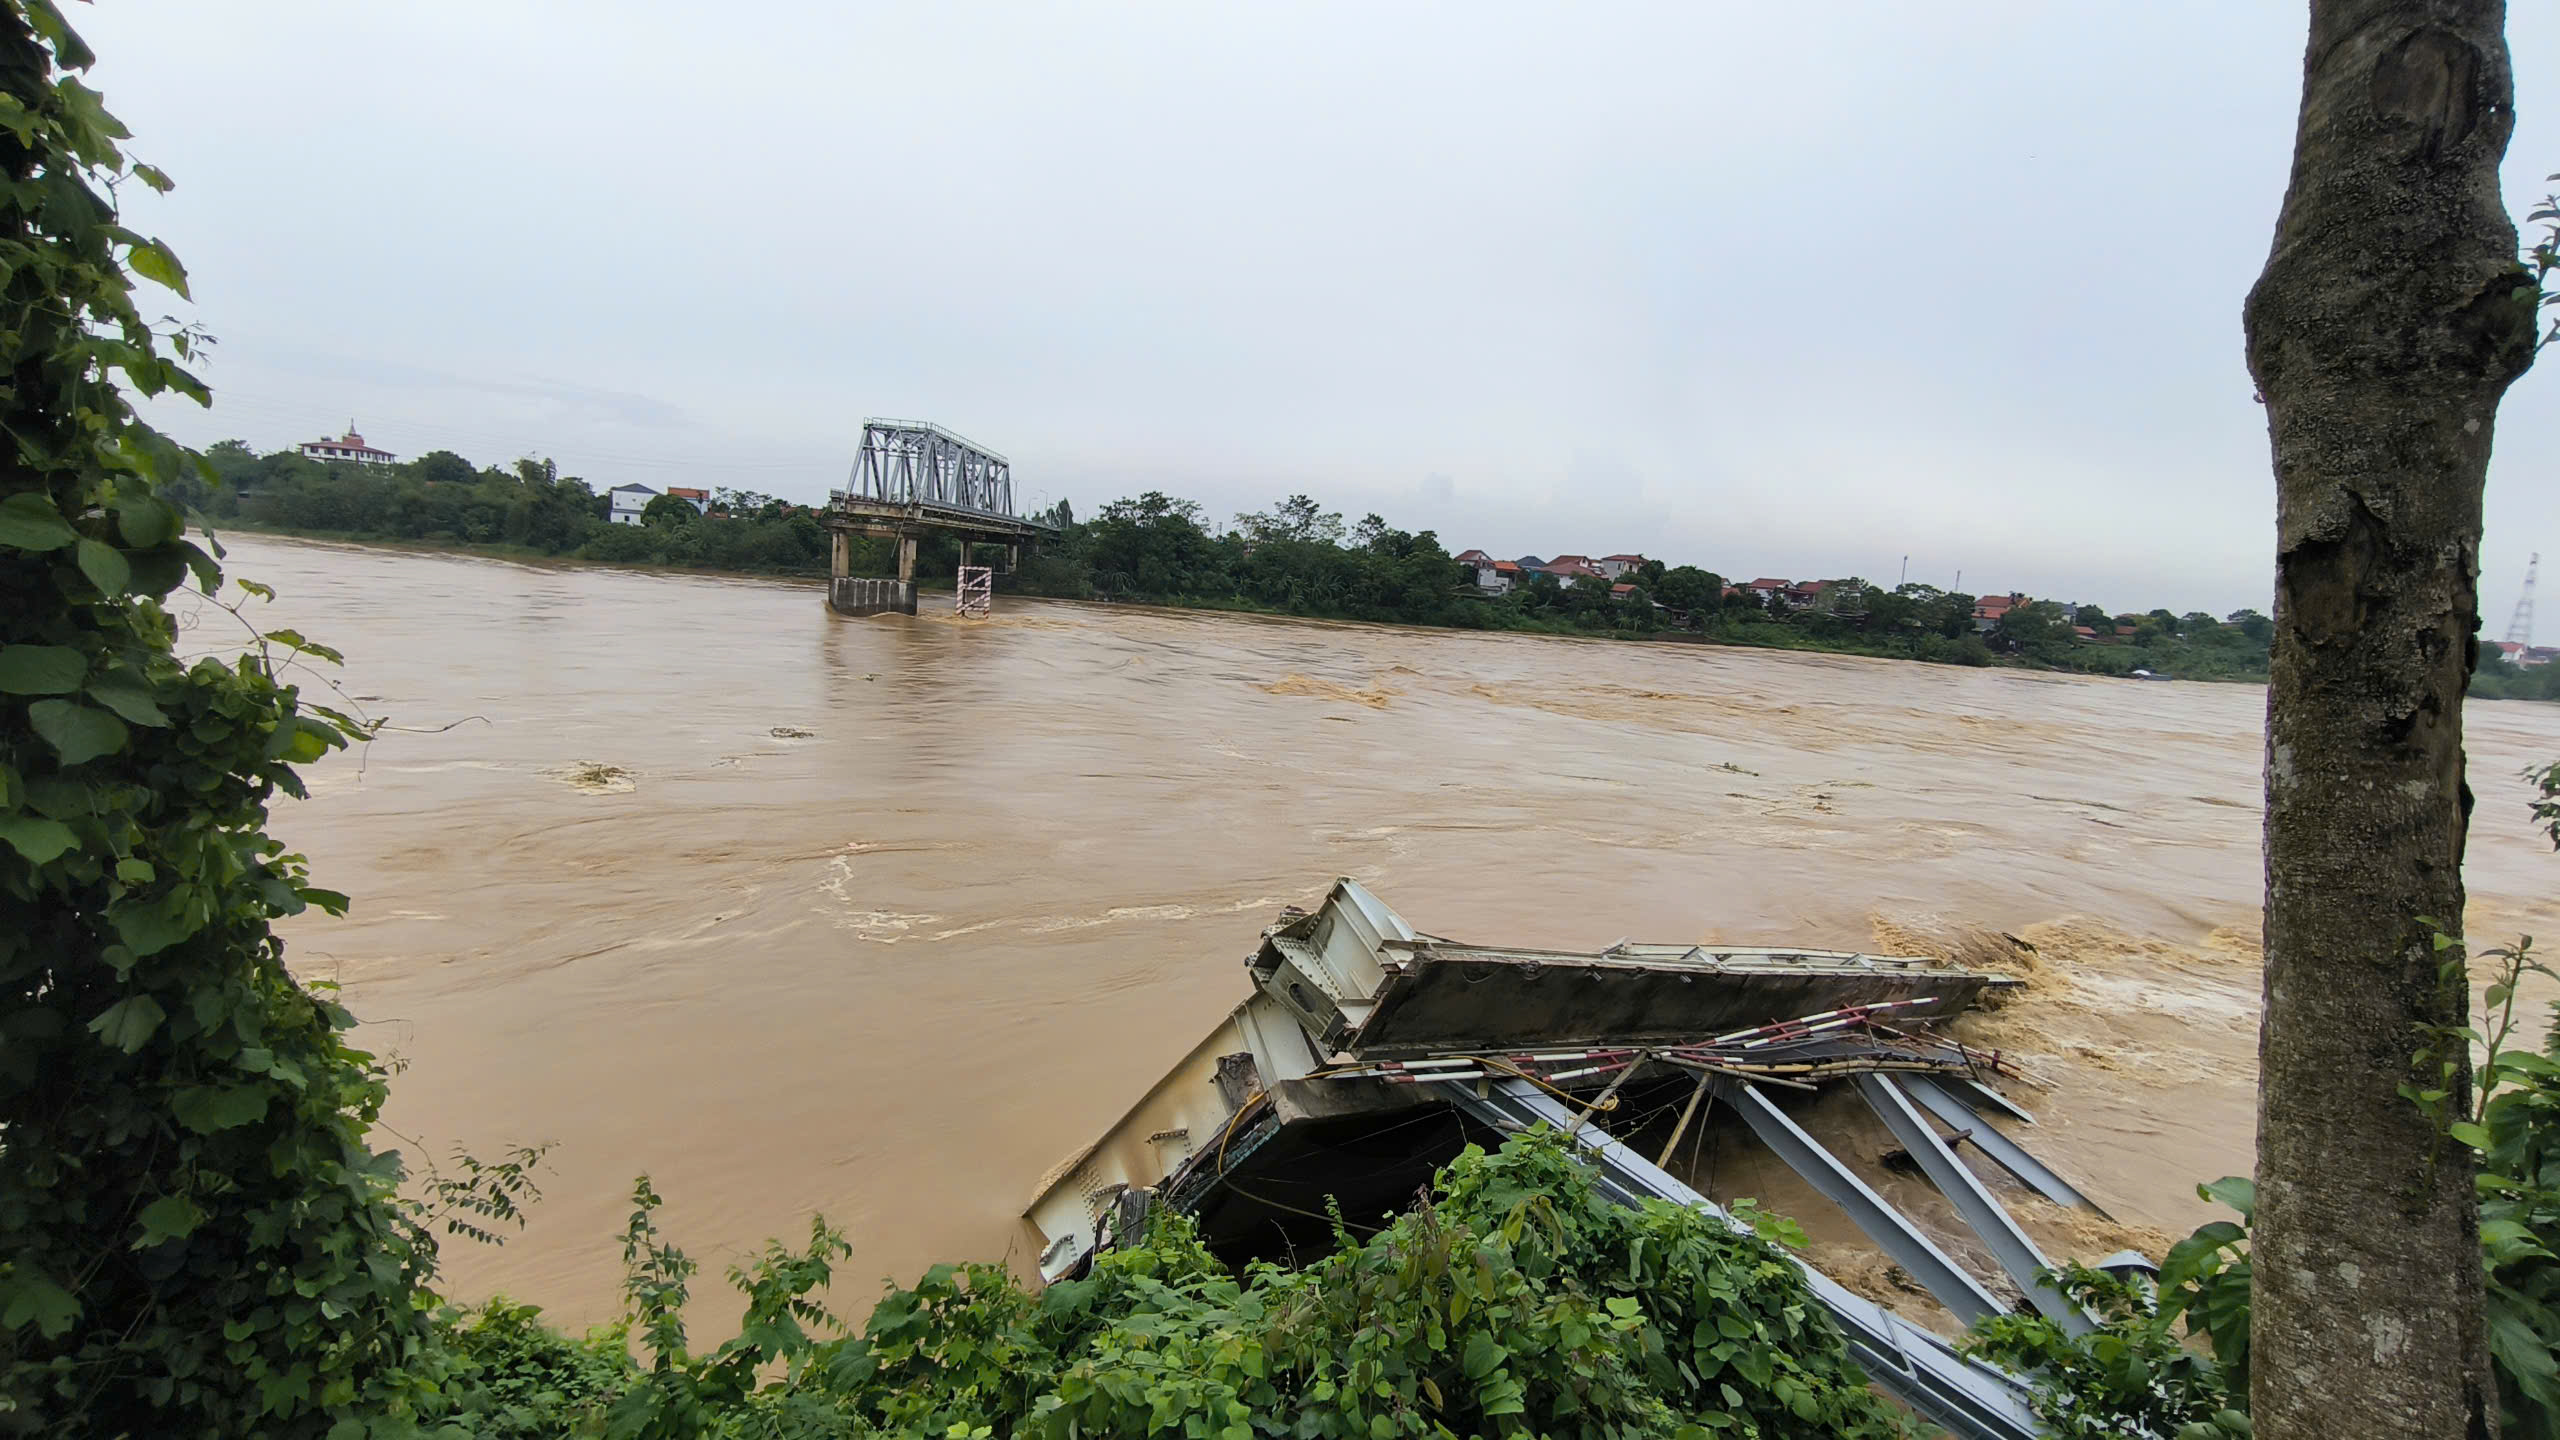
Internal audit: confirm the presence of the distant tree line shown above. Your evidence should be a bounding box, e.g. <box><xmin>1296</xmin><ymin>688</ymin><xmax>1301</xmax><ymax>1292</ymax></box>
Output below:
<box><xmin>185</xmin><ymin>444</ymin><xmax>2559</xmax><ymax>696</ymax></box>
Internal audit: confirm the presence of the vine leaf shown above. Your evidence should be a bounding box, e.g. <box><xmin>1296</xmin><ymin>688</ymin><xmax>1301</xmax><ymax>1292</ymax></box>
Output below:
<box><xmin>0</xmin><ymin>1270</ymin><xmax>80</xmax><ymax>1339</ymax></box>
<box><xmin>87</xmin><ymin>994</ymin><xmax>165</xmax><ymax>1053</ymax></box>
<box><xmin>0</xmin><ymin>644</ymin><xmax>86</xmax><ymax>694</ymax></box>
<box><xmin>114</xmin><ymin>492</ymin><xmax>179</xmax><ymax>547</ymax></box>
<box><xmin>171</xmin><ymin>1084</ymin><xmax>270</xmax><ymax>1134</ymax></box>
<box><xmin>0</xmin><ymin>492</ymin><xmax>75</xmax><ymax>550</ymax></box>
<box><xmin>133</xmin><ymin>1193</ymin><xmax>206</xmax><ymax>1248</ymax></box>
<box><xmin>27</xmin><ymin>697</ymin><xmax>128</xmax><ymax>764</ymax></box>
<box><xmin>125</xmin><ymin>236</ymin><xmax>187</xmax><ymax>298</ymax></box>
<box><xmin>76</xmin><ymin>536</ymin><xmax>129</xmax><ymax>594</ymax></box>
<box><xmin>0</xmin><ymin>815</ymin><xmax>78</xmax><ymax>863</ymax></box>
<box><xmin>86</xmin><ymin>676</ymin><xmax>168</xmax><ymax>727</ymax></box>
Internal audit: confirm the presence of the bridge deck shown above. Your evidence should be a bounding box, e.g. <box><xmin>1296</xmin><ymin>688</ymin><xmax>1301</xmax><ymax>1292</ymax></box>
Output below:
<box><xmin>824</xmin><ymin>493</ymin><xmax>1058</xmax><ymax>543</ymax></box>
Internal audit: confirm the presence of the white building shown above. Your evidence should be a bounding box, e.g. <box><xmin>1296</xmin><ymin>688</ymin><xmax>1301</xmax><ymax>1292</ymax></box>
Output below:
<box><xmin>607</xmin><ymin>483</ymin><xmax>659</xmax><ymax>525</ymax></box>
<box><xmin>298</xmin><ymin>423</ymin><xmax>396</xmax><ymax>467</ymax></box>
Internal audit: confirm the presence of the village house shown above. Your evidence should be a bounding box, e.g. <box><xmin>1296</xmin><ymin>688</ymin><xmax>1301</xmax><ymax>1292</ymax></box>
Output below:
<box><xmin>1745</xmin><ymin>577</ymin><xmax>1794</xmax><ymax>606</ymax></box>
<box><xmin>1971</xmin><ymin>592</ymin><xmax>2025</xmax><ymax>631</ymax></box>
<box><xmin>1453</xmin><ymin>549</ymin><xmax>1515</xmax><ymax>595</ymax></box>
<box><xmin>1596</xmin><ymin>553</ymin><xmax>1648</xmax><ymax>580</ymax></box>
<box><xmin>298</xmin><ymin>423</ymin><xmax>396</xmax><ymax>468</ymax></box>
<box><xmin>667</xmin><ymin>486</ymin><xmax>711</xmax><ymax>514</ymax></box>
<box><xmin>1544</xmin><ymin>555</ymin><xmax>1603</xmax><ymax>588</ymax></box>
<box><xmin>607</xmin><ymin>482</ymin><xmax>659</xmax><ymax>526</ymax></box>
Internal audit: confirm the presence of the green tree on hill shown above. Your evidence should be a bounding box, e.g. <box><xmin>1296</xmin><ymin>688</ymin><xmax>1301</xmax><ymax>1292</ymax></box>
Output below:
<box><xmin>639</xmin><ymin>492</ymin><xmax>696</xmax><ymax>528</ymax></box>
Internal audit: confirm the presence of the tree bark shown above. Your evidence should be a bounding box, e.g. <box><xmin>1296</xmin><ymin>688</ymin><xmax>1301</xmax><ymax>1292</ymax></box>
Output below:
<box><xmin>2244</xmin><ymin>3</ymin><xmax>2537</xmax><ymax>1436</ymax></box>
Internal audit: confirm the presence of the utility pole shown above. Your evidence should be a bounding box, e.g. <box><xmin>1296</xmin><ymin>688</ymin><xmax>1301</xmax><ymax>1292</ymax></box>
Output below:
<box><xmin>1899</xmin><ymin>555</ymin><xmax>1908</xmax><ymax>586</ymax></box>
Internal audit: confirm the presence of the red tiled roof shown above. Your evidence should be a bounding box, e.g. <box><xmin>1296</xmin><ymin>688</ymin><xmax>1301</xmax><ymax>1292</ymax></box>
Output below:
<box><xmin>1547</xmin><ymin>558</ymin><xmax>1602</xmax><ymax>577</ymax></box>
<box><xmin>1603</xmin><ymin>553</ymin><xmax>1646</xmax><ymax>563</ymax></box>
<box><xmin>1748</xmin><ymin>578</ymin><xmax>1790</xmax><ymax>590</ymax></box>
<box><xmin>2072</xmin><ymin>625</ymin><xmax>2098</xmax><ymax>637</ymax></box>
<box><xmin>1796</xmin><ymin>580</ymin><xmax>1829</xmax><ymax>593</ymax></box>
<box><xmin>1610</xmin><ymin>582</ymin><xmax>1635</xmax><ymax>595</ymax></box>
<box><xmin>1491</xmin><ymin>560</ymin><xmax>1520</xmax><ymax>573</ymax></box>
<box><xmin>667</xmin><ymin>487</ymin><xmax>709</xmax><ymax>500</ymax></box>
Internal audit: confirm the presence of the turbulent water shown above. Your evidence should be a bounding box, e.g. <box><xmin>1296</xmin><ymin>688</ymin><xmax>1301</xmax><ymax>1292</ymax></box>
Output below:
<box><xmin>204</xmin><ymin>534</ymin><xmax>2560</xmax><ymax>1326</ymax></box>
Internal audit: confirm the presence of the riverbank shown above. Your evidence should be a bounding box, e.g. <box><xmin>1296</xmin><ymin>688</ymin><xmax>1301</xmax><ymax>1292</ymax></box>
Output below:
<box><xmin>210</xmin><ymin>520</ymin><xmax>2264</xmax><ymax>685</ymax></box>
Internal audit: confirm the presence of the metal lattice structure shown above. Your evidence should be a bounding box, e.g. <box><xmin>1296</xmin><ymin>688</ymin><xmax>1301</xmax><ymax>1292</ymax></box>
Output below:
<box><xmin>955</xmin><ymin>565</ymin><xmax>993</xmax><ymax>619</ymax></box>
<box><xmin>848</xmin><ymin>418</ymin><xmax>1015</xmax><ymax>520</ymax></box>
<box><xmin>2509</xmin><ymin>551</ymin><xmax>2539</xmax><ymax>648</ymax></box>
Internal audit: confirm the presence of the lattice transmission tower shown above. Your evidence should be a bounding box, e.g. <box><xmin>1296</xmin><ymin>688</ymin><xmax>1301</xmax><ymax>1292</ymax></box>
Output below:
<box><xmin>2508</xmin><ymin>552</ymin><xmax>2540</xmax><ymax>649</ymax></box>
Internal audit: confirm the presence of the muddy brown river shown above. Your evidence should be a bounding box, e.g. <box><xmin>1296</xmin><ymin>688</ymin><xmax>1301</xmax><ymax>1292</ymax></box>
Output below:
<box><xmin>201</xmin><ymin>534</ymin><xmax>2560</xmax><ymax>1328</ymax></box>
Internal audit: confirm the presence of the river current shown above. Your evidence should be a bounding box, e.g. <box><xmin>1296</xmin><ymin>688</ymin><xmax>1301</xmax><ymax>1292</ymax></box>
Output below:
<box><xmin>200</xmin><ymin>534</ymin><xmax>2560</xmax><ymax>1325</ymax></box>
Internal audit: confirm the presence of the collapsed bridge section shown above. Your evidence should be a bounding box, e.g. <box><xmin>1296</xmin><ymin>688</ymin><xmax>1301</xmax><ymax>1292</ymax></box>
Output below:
<box><xmin>1026</xmin><ymin>880</ymin><xmax>2138</xmax><ymax>1440</ymax></box>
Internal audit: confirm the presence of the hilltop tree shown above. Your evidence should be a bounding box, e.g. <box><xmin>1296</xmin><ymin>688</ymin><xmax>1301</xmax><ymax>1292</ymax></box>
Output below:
<box><xmin>2241</xmin><ymin>3</ymin><xmax>2540</xmax><ymax>1436</ymax></box>
<box><xmin>640</xmin><ymin>492</ymin><xmax>696</xmax><ymax>528</ymax></box>
<box><xmin>411</xmin><ymin>448</ymin><xmax>474</xmax><ymax>487</ymax></box>
<box><xmin>1235</xmin><ymin>494</ymin><xmax>1343</xmax><ymax>546</ymax></box>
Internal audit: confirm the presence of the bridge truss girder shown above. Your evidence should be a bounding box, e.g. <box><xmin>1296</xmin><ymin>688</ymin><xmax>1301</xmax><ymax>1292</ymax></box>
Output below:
<box><xmin>850</xmin><ymin>418</ymin><xmax>1013</xmax><ymax>519</ymax></box>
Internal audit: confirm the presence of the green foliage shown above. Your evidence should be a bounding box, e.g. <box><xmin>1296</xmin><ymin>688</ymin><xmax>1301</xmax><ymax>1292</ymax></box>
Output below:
<box><xmin>1961</xmin><ymin>1262</ymin><xmax>2248</xmax><ymax>1440</ymax></box>
<box><xmin>442</xmin><ymin>1299</ymin><xmax>634</xmax><ymax>1440</ymax></box>
<box><xmin>639</xmin><ymin>493</ymin><xmax>697</xmax><ymax>529</ymax></box>
<box><xmin>0</xmin><ymin>4</ymin><xmax>498</xmax><ymax>1433</ymax></box>
<box><xmin>455</xmin><ymin>1132</ymin><xmax>1915</xmax><ymax>1440</ymax></box>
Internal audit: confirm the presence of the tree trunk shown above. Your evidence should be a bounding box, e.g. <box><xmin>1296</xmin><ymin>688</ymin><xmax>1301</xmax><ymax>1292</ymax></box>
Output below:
<box><xmin>2244</xmin><ymin>3</ymin><xmax>2537</xmax><ymax>1436</ymax></box>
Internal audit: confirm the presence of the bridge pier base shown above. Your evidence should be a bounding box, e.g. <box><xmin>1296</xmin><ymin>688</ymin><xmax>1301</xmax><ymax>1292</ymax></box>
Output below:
<box><xmin>829</xmin><ymin>576</ymin><xmax>916</xmax><ymax>616</ymax></box>
<box><xmin>895</xmin><ymin>534</ymin><xmax>918</xmax><ymax>584</ymax></box>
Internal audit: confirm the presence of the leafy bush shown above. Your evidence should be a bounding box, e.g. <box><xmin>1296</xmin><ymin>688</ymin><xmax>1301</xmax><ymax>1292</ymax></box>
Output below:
<box><xmin>455</xmin><ymin>1132</ymin><xmax>1916</xmax><ymax>1440</ymax></box>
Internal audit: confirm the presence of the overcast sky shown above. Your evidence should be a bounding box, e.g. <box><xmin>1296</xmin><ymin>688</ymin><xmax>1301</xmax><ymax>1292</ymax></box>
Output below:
<box><xmin>82</xmin><ymin>2</ymin><xmax>2560</xmax><ymax>617</ymax></box>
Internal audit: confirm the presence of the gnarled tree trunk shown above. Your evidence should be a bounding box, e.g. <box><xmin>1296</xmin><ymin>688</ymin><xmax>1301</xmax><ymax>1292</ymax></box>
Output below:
<box><xmin>2244</xmin><ymin>3</ymin><xmax>2537</xmax><ymax>1436</ymax></box>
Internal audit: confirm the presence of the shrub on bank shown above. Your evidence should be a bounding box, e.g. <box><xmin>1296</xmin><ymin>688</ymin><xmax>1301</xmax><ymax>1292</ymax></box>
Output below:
<box><xmin>441</xmin><ymin>1131</ymin><xmax>1915</xmax><ymax>1440</ymax></box>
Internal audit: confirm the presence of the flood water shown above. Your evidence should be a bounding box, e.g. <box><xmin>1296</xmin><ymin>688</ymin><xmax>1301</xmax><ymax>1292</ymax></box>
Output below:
<box><xmin>201</xmin><ymin>534</ymin><xmax>2560</xmax><ymax>1327</ymax></box>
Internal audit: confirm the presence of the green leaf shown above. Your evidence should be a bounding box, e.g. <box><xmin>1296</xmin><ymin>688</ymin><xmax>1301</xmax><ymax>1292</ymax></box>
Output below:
<box><xmin>87</xmin><ymin>994</ymin><xmax>164</xmax><ymax>1052</ymax></box>
<box><xmin>0</xmin><ymin>492</ymin><xmax>75</xmax><ymax>550</ymax></box>
<box><xmin>172</xmin><ymin>1084</ymin><xmax>270</xmax><ymax>1134</ymax></box>
<box><xmin>111</xmin><ymin>892</ymin><xmax>201</xmax><ymax>957</ymax></box>
<box><xmin>85</xmin><ymin>676</ymin><xmax>168</xmax><ymax>727</ymax></box>
<box><xmin>2446</xmin><ymin>1121</ymin><xmax>2491</xmax><ymax>1152</ymax></box>
<box><xmin>2198</xmin><ymin>1176</ymin><xmax>2255</xmax><ymax>1218</ymax></box>
<box><xmin>114</xmin><ymin>857</ymin><xmax>152</xmax><ymax>883</ymax></box>
<box><xmin>0</xmin><ymin>1270</ymin><xmax>80</xmax><ymax>1338</ymax></box>
<box><xmin>28</xmin><ymin>699</ymin><xmax>128</xmax><ymax>765</ymax></box>
<box><xmin>1461</xmin><ymin>1331</ymin><xmax>1503</xmax><ymax>1380</ymax></box>
<box><xmin>131</xmin><ymin>162</ymin><xmax>172</xmax><ymax>193</ymax></box>
<box><xmin>0</xmin><ymin>645</ymin><xmax>84</xmax><ymax>694</ymax></box>
<box><xmin>115</xmin><ymin>493</ymin><xmax>180</xmax><ymax>548</ymax></box>
<box><xmin>179</xmin><ymin>540</ymin><xmax>219</xmax><ymax>593</ymax></box>
<box><xmin>126</xmin><ymin>235</ymin><xmax>188</xmax><ymax>298</ymax></box>
<box><xmin>133</xmin><ymin>1193</ymin><xmax>206</xmax><ymax>1248</ymax></box>
<box><xmin>0</xmin><ymin>814</ymin><xmax>77</xmax><ymax>863</ymax></box>
<box><xmin>75</xmin><ymin>537</ymin><xmax>130</xmax><ymax>594</ymax></box>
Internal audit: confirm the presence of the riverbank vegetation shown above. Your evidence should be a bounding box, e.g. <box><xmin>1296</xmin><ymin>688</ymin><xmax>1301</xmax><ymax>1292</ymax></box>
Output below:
<box><xmin>184</xmin><ymin>442</ymin><xmax>2306</xmax><ymax>687</ymax></box>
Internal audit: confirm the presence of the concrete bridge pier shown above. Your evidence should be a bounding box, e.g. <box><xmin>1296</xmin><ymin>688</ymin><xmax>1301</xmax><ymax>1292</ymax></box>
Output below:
<box><xmin>827</xmin><ymin>526</ymin><xmax>917</xmax><ymax>617</ymax></box>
